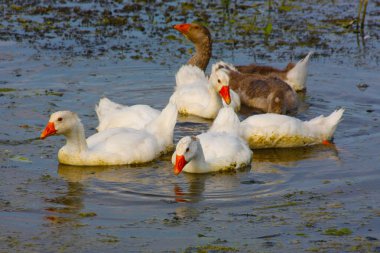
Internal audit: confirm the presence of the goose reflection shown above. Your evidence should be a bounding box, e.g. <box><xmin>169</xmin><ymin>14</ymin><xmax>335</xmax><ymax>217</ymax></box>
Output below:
<box><xmin>172</xmin><ymin>144</ymin><xmax>340</xmax><ymax>204</ymax></box>
<box><xmin>253</xmin><ymin>144</ymin><xmax>340</xmax><ymax>165</ymax></box>
<box><xmin>58</xmin><ymin>162</ymin><xmax>183</xmax><ymax>201</ymax></box>
<box><xmin>57</xmin><ymin>163</ymin><xmax>132</xmax><ymax>183</ymax></box>
<box><xmin>173</xmin><ymin>167</ymin><xmax>252</xmax><ymax>204</ymax></box>
<box><xmin>250</xmin><ymin>144</ymin><xmax>341</xmax><ymax>181</ymax></box>
<box><xmin>44</xmin><ymin>175</ymin><xmax>85</xmax><ymax>226</ymax></box>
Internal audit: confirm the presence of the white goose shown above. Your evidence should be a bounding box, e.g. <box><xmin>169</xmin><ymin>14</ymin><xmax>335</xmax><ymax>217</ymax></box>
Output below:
<box><xmin>239</xmin><ymin>109</ymin><xmax>345</xmax><ymax>149</ymax></box>
<box><xmin>95</xmin><ymin>65</ymin><xmax>240</xmax><ymax>131</ymax></box>
<box><xmin>40</xmin><ymin>103</ymin><xmax>178</xmax><ymax>166</ymax></box>
<box><xmin>95</xmin><ymin>97</ymin><xmax>160</xmax><ymax>131</ymax></box>
<box><xmin>172</xmin><ymin>107</ymin><xmax>252</xmax><ymax>174</ymax></box>
<box><xmin>169</xmin><ymin>65</ymin><xmax>241</xmax><ymax>119</ymax></box>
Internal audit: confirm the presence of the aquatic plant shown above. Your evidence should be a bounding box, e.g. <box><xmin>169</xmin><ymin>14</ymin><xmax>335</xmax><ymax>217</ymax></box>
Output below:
<box><xmin>357</xmin><ymin>0</ymin><xmax>368</xmax><ymax>32</ymax></box>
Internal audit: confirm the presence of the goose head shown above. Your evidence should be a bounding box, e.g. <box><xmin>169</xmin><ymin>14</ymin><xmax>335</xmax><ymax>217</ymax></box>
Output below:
<box><xmin>40</xmin><ymin>111</ymin><xmax>80</xmax><ymax>139</ymax></box>
<box><xmin>209</xmin><ymin>67</ymin><xmax>232</xmax><ymax>105</ymax></box>
<box><xmin>173</xmin><ymin>136</ymin><xmax>200</xmax><ymax>175</ymax></box>
<box><xmin>173</xmin><ymin>23</ymin><xmax>211</xmax><ymax>45</ymax></box>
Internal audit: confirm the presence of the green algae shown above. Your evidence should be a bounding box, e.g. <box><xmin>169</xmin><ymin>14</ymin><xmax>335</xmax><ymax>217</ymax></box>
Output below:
<box><xmin>185</xmin><ymin>245</ymin><xmax>239</xmax><ymax>253</ymax></box>
<box><xmin>324</xmin><ymin>228</ymin><xmax>352</xmax><ymax>236</ymax></box>
<box><xmin>10</xmin><ymin>155</ymin><xmax>32</xmax><ymax>163</ymax></box>
<box><xmin>0</xmin><ymin>88</ymin><xmax>16</xmax><ymax>92</ymax></box>
<box><xmin>79</xmin><ymin>212</ymin><xmax>97</xmax><ymax>218</ymax></box>
<box><xmin>295</xmin><ymin>233</ymin><xmax>309</xmax><ymax>237</ymax></box>
<box><xmin>247</xmin><ymin>134</ymin><xmax>321</xmax><ymax>149</ymax></box>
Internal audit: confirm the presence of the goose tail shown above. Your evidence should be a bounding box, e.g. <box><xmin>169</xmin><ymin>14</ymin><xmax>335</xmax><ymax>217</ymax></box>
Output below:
<box><xmin>286</xmin><ymin>51</ymin><xmax>313</xmax><ymax>91</ymax></box>
<box><xmin>95</xmin><ymin>97</ymin><xmax>125</xmax><ymax>131</ymax></box>
<box><xmin>306</xmin><ymin>108</ymin><xmax>345</xmax><ymax>141</ymax></box>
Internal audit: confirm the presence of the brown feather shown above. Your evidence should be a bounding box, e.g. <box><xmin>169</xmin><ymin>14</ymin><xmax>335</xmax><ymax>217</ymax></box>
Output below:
<box><xmin>226</xmin><ymin>70</ymin><xmax>298</xmax><ymax>114</ymax></box>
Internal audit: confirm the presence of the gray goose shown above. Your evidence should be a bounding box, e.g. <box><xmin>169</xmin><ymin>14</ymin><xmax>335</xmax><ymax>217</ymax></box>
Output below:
<box><xmin>173</xmin><ymin>23</ymin><xmax>312</xmax><ymax>92</ymax></box>
<box><xmin>210</xmin><ymin>62</ymin><xmax>299</xmax><ymax>114</ymax></box>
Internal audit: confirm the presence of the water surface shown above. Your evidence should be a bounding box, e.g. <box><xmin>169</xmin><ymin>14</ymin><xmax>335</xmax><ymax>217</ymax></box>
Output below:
<box><xmin>1</xmin><ymin>1</ymin><xmax>380</xmax><ymax>252</ymax></box>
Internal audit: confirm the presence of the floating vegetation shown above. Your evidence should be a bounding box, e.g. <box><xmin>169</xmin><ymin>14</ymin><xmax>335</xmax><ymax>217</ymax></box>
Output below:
<box><xmin>10</xmin><ymin>155</ymin><xmax>32</xmax><ymax>163</ymax></box>
<box><xmin>44</xmin><ymin>89</ymin><xmax>64</xmax><ymax>97</ymax></box>
<box><xmin>0</xmin><ymin>88</ymin><xmax>16</xmax><ymax>93</ymax></box>
<box><xmin>184</xmin><ymin>245</ymin><xmax>239</xmax><ymax>253</ymax></box>
<box><xmin>78</xmin><ymin>212</ymin><xmax>97</xmax><ymax>218</ymax></box>
<box><xmin>357</xmin><ymin>0</ymin><xmax>369</xmax><ymax>32</ymax></box>
<box><xmin>324</xmin><ymin>228</ymin><xmax>353</xmax><ymax>236</ymax></box>
<box><xmin>0</xmin><ymin>1</ymin><xmax>376</xmax><ymax>63</ymax></box>
<box><xmin>97</xmin><ymin>234</ymin><xmax>119</xmax><ymax>243</ymax></box>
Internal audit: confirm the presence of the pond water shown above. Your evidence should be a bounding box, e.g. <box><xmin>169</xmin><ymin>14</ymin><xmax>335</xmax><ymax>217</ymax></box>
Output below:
<box><xmin>0</xmin><ymin>1</ymin><xmax>380</xmax><ymax>252</ymax></box>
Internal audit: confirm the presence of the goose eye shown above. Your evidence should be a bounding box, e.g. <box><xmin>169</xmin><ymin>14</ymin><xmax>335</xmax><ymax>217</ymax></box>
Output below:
<box><xmin>186</xmin><ymin>148</ymin><xmax>190</xmax><ymax>152</ymax></box>
<box><xmin>217</xmin><ymin>79</ymin><xmax>221</xmax><ymax>83</ymax></box>
<box><xmin>57</xmin><ymin>117</ymin><xmax>63</xmax><ymax>122</ymax></box>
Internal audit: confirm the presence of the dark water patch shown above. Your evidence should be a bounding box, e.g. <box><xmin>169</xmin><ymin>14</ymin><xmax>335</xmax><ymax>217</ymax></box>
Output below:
<box><xmin>0</xmin><ymin>137</ymin><xmax>40</xmax><ymax>146</ymax></box>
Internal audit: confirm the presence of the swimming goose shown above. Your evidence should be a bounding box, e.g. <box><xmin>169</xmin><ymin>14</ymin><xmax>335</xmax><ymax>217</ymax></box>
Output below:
<box><xmin>210</xmin><ymin>62</ymin><xmax>298</xmax><ymax>114</ymax></box>
<box><xmin>239</xmin><ymin>109</ymin><xmax>345</xmax><ymax>149</ymax></box>
<box><xmin>169</xmin><ymin>64</ymin><xmax>240</xmax><ymax>119</ymax></box>
<box><xmin>173</xmin><ymin>23</ymin><xmax>312</xmax><ymax>91</ymax></box>
<box><xmin>40</xmin><ymin>103</ymin><xmax>178</xmax><ymax>166</ymax></box>
<box><xmin>172</xmin><ymin>107</ymin><xmax>252</xmax><ymax>174</ymax></box>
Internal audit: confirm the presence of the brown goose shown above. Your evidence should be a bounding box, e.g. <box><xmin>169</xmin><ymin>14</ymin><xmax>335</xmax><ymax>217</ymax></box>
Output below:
<box><xmin>173</xmin><ymin>23</ymin><xmax>312</xmax><ymax>92</ymax></box>
<box><xmin>210</xmin><ymin>62</ymin><xmax>299</xmax><ymax>114</ymax></box>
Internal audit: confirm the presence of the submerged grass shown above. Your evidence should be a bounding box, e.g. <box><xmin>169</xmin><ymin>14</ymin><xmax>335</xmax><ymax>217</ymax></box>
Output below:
<box><xmin>256</xmin><ymin>201</ymin><xmax>298</xmax><ymax>210</ymax></box>
<box><xmin>0</xmin><ymin>88</ymin><xmax>16</xmax><ymax>92</ymax></box>
<box><xmin>185</xmin><ymin>245</ymin><xmax>239</xmax><ymax>253</ymax></box>
<box><xmin>324</xmin><ymin>228</ymin><xmax>353</xmax><ymax>236</ymax></box>
<box><xmin>0</xmin><ymin>1</ymin><xmax>376</xmax><ymax>63</ymax></box>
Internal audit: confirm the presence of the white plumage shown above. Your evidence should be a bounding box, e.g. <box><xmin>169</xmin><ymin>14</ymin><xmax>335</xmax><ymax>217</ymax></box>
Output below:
<box><xmin>95</xmin><ymin>97</ymin><xmax>160</xmax><ymax>131</ymax></box>
<box><xmin>239</xmin><ymin>108</ymin><xmax>345</xmax><ymax>148</ymax></box>
<box><xmin>169</xmin><ymin>65</ymin><xmax>240</xmax><ymax>119</ymax></box>
<box><xmin>40</xmin><ymin>103</ymin><xmax>178</xmax><ymax>166</ymax></box>
<box><xmin>172</xmin><ymin>107</ymin><xmax>252</xmax><ymax>174</ymax></box>
<box><xmin>285</xmin><ymin>51</ymin><xmax>313</xmax><ymax>91</ymax></box>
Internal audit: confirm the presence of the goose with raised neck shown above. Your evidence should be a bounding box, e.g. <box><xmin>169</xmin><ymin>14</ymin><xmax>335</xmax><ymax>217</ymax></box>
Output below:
<box><xmin>173</xmin><ymin>22</ymin><xmax>312</xmax><ymax>91</ymax></box>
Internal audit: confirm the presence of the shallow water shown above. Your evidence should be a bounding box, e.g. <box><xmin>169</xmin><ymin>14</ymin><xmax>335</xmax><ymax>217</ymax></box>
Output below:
<box><xmin>1</xmin><ymin>1</ymin><xmax>380</xmax><ymax>252</ymax></box>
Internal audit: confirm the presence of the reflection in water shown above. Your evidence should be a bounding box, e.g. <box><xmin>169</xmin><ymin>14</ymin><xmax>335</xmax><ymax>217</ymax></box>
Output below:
<box><xmin>174</xmin><ymin>169</ymin><xmax>254</xmax><ymax>203</ymax></box>
<box><xmin>253</xmin><ymin>144</ymin><xmax>340</xmax><ymax>165</ymax></box>
<box><xmin>46</xmin><ymin>164</ymin><xmax>137</xmax><ymax>226</ymax></box>
<box><xmin>44</xmin><ymin>179</ymin><xmax>85</xmax><ymax>225</ymax></box>
<box><xmin>57</xmin><ymin>164</ymin><xmax>131</xmax><ymax>183</ymax></box>
<box><xmin>55</xmin><ymin>144</ymin><xmax>340</xmax><ymax>207</ymax></box>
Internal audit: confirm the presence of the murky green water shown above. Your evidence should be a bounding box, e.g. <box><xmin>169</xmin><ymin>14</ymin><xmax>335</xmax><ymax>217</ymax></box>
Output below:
<box><xmin>1</xmin><ymin>1</ymin><xmax>379</xmax><ymax>252</ymax></box>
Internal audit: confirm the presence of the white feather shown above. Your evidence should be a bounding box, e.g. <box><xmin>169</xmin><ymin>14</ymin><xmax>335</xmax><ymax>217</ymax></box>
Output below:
<box><xmin>239</xmin><ymin>108</ymin><xmax>344</xmax><ymax>148</ymax></box>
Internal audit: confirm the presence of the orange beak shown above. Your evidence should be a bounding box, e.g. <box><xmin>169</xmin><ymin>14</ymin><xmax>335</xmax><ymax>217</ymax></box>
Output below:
<box><xmin>40</xmin><ymin>122</ymin><xmax>57</xmax><ymax>139</ymax></box>
<box><xmin>219</xmin><ymin>85</ymin><xmax>231</xmax><ymax>105</ymax></box>
<box><xmin>174</xmin><ymin>155</ymin><xmax>187</xmax><ymax>175</ymax></box>
<box><xmin>173</xmin><ymin>23</ymin><xmax>191</xmax><ymax>34</ymax></box>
